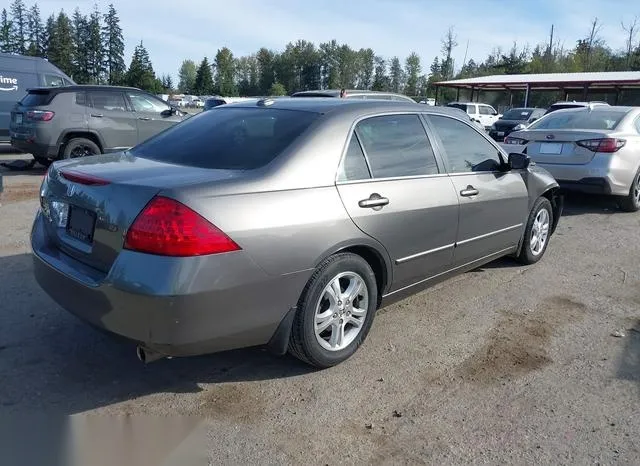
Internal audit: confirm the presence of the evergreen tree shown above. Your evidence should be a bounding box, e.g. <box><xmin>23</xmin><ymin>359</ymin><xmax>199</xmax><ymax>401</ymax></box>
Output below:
<box><xmin>26</xmin><ymin>4</ymin><xmax>43</xmax><ymax>56</ymax></box>
<box><xmin>102</xmin><ymin>4</ymin><xmax>125</xmax><ymax>85</ymax></box>
<box><xmin>71</xmin><ymin>9</ymin><xmax>90</xmax><ymax>83</ymax></box>
<box><xmin>86</xmin><ymin>5</ymin><xmax>104</xmax><ymax>83</ymax></box>
<box><xmin>42</xmin><ymin>13</ymin><xmax>55</xmax><ymax>59</ymax></box>
<box><xmin>177</xmin><ymin>59</ymin><xmax>197</xmax><ymax>93</ymax></box>
<box><xmin>269</xmin><ymin>82</ymin><xmax>286</xmax><ymax>96</ymax></box>
<box><xmin>165</xmin><ymin>75</ymin><xmax>174</xmax><ymax>91</ymax></box>
<box><xmin>357</xmin><ymin>48</ymin><xmax>375</xmax><ymax>90</ymax></box>
<box><xmin>389</xmin><ymin>56</ymin><xmax>404</xmax><ymax>93</ymax></box>
<box><xmin>10</xmin><ymin>0</ymin><xmax>27</xmax><ymax>54</ymax></box>
<box><xmin>47</xmin><ymin>11</ymin><xmax>74</xmax><ymax>77</ymax></box>
<box><xmin>0</xmin><ymin>9</ymin><xmax>12</xmax><ymax>53</ymax></box>
<box><xmin>193</xmin><ymin>57</ymin><xmax>214</xmax><ymax>95</ymax></box>
<box><xmin>126</xmin><ymin>41</ymin><xmax>158</xmax><ymax>91</ymax></box>
<box><xmin>256</xmin><ymin>47</ymin><xmax>276</xmax><ymax>95</ymax></box>
<box><xmin>371</xmin><ymin>56</ymin><xmax>389</xmax><ymax>91</ymax></box>
<box><xmin>404</xmin><ymin>52</ymin><xmax>421</xmax><ymax>96</ymax></box>
<box><xmin>214</xmin><ymin>47</ymin><xmax>237</xmax><ymax>96</ymax></box>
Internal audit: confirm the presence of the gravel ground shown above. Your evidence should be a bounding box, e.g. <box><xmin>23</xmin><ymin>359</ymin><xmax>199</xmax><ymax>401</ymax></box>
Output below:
<box><xmin>1</xmin><ymin>151</ymin><xmax>639</xmax><ymax>465</ymax></box>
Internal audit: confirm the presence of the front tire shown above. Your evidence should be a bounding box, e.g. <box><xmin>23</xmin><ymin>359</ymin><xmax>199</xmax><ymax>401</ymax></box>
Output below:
<box><xmin>619</xmin><ymin>169</ymin><xmax>640</xmax><ymax>212</ymax></box>
<box><xmin>62</xmin><ymin>138</ymin><xmax>101</xmax><ymax>159</ymax></box>
<box><xmin>288</xmin><ymin>253</ymin><xmax>378</xmax><ymax>368</ymax></box>
<box><xmin>517</xmin><ymin>197</ymin><xmax>553</xmax><ymax>265</ymax></box>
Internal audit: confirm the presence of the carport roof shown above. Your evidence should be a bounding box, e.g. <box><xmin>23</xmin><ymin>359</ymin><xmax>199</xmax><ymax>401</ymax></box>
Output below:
<box><xmin>435</xmin><ymin>71</ymin><xmax>640</xmax><ymax>90</ymax></box>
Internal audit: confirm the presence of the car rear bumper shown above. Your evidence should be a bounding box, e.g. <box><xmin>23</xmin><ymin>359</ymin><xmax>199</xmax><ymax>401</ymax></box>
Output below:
<box><xmin>11</xmin><ymin>137</ymin><xmax>58</xmax><ymax>159</ymax></box>
<box><xmin>31</xmin><ymin>211</ymin><xmax>309</xmax><ymax>357</ymax></box>
<box><xmin>534</xmin><ymin>160</ymin><xmax>631</xmax><ymax>196</ymax></box>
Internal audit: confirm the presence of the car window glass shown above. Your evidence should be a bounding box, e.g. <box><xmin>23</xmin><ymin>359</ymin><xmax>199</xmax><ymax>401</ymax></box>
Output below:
<box><xmin>128</xmin><ymin>92</ymin><xmax>170</xmax><ymax>113</ymax></box>
<box><xmin>635</xmin><ymin>117</ymin><xmax>640</xmax><ymax>134</ymax></box>
<box><xmin>90</xmin><ymin>91</ymin><xmax>127</xmax><ymax>112</ymax></box>
<box><xmin>43</xmin><ymin>74</ymin><xmax>64</xmax><ymax>87</ymax></box>
<box><xmin>355</xmin><ymin>114</ymin><xmax>438</xmax><ymax>178</ymax></box>
<box><xmin>467</xmin><ymin>105</ymin><xmax>475</xmax><ymax>115</ymax></box>
<box><xmin>429</xmin><ymin>115</ymin><xmax>502</xmax><ymax>173</ymax></box>
<box><xmin>337</xmin><ymin>134</ymin><xmax>371</xmax><ymax>182</ymax></box>
<box><xmin>479</xmin><ymin>106</ymin><xmax>493</xmax><ymax>115</ymax></box>
<box><xmin>529</xmin><ymin>110</ymin><xmax>625</xmax><ymax>130</ymax></box>
<box><xmin>75</xmin><ymin>92</ymin><xmax>88</xmax><ymax>107</ymax></box>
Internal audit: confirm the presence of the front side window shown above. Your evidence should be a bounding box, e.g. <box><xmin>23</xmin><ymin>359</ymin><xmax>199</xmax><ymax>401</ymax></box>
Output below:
<box><xmin>127</xmin><ymin>92</ymin><xmax>170</xmax><ymax>113</ymax></box>
<box><xmin>355</xmin><ymin>114</ymin><xmax>439</xmax><ymax>178</ymax></box>
<box><xmin>337</xmin><ymin>134</ymin><xmax>371</xmax><ymax>182</ymax></box>
<box><xmin>479</xmin><ymin>105</ymin><xmax>495</xmax><ymax>115</ymax></box>
<box><xmin>43</xmin><ymin>74</ymin><xmax>64</xmax><ymax>87</ymax></box>
<box><xmin>89</xmin><ymin>91</ymin><xmax>127</xmax><ymax>112</ymax></box>
<box><xmin>428</xmin><ymin>115</ymin><xmax>502</xmax><ymax>173</ymax></box>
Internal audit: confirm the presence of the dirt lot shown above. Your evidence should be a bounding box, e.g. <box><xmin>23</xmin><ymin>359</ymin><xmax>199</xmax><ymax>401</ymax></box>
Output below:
<box><xmin>1</xmin><ymin>150</ymin><xmax>639</xmax><ymax>464</ymax></box>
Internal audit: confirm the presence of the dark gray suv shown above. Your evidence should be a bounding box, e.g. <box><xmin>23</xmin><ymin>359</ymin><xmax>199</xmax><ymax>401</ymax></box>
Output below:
<box><xmin>9</xmin><ymin>85</ymin><xmax>187</xmax><ymax>166</ymax></box>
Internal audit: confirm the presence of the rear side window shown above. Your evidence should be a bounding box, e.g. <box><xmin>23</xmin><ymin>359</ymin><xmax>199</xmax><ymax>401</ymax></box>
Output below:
<box><xmin>75</xmin><ymin>92</ymin><xmax>88</xmax><ymax>106</ymax></box>
<box><xmin>43</xmin><ymin>74</ymin><xmax>65</xmax><ymax>87</ymax></box>
<box><xmin>20</xmin><ymin>91</ymin><xmax>53</xmax><ymax>106</ymax></box>
<box><xmin>337</xmin><ymin>134</ymin><xmax>371</xmax><ymax>182</ymax></box>
<box><xmin>89</xmin><ymin>91</ymin><xmax>127</xmax><ymax>112</ymax></box>
<box><xmin>131</xmin><ymin>108</ymin><xmax>319</xmax><ymax>170</ymax></box>
<box><xmin>355</xmin><ymin>114</ymin><xmax>439</xmax><ymax>178</ymax></box>
<box><xmin>529</xmin><ymin>110</ymin><xmax>626</xmax><ymax>130</ymax></box>
<box><xmin>479</xmin><ymin>105</ymin><xmax>495</xmax><ymax>115</ymax></box>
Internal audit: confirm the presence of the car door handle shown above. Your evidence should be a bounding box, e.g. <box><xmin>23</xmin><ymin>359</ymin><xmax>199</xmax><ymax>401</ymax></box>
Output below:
<box><xmin>358</xmin><ymin>193</ymin><xmax>389</xmax><ymax>209</ymax></box>
<box><xmin>137</xmin><ymin>117</ymin><xmax>151</xmax><ymax>121</ymax></box>
<box><xmin>90</xmin><ymin>113</ymin><xmax>103</xmax><ymax>118</ymax></box>
<box><xmin>460</xmin><ymin>185</ymin><xmax>479</xmax><ymax>197</ymax></box>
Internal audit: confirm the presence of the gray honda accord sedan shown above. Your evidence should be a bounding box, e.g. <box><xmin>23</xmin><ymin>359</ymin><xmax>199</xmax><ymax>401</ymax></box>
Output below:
<box><xmin>32</xmin><ymin>98</ymin><xmax>563</xmax><ymax>368</ymax></box>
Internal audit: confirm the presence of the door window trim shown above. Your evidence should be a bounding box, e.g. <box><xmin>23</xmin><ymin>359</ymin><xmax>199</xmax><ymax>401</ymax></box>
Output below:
<box><xmin>334</xmin><ymin>111</ymin><xmax>447</xmax><ymax>185</ymax></box>
<box><xmin>422</xmin><ymin>113</ymin><xmax>507</xmax><ymax>175</ymax></box>
<box><xmin>88</xmin><ymin>90</ymin><xmax>130</xmax><ymax>112</ymax></box>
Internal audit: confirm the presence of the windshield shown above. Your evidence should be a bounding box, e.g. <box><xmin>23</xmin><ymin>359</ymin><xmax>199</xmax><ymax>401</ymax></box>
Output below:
<box><xmin>502</xmin><ymin>109</ymin><xmax>532</xmax><ymax>120</ymax></box>
<box><xmin>130</xmin><ymin>107</ymin><xmax>319</xmax><ymax>170</ymax></box>
<box><xmin>528</xmin><ymin>110</ymin><xmax>626</xmax><ymax>131</ymax></box>
<box><xmin>447</xmin><ymin>103</ymin><xmax>471</xmax><ymax>114</ymax></box>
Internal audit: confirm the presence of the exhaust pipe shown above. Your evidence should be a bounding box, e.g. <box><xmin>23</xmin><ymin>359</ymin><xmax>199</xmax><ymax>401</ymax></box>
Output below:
<box><xmin>136</xmin><ymin>345</ymin><xmax>166</xmax><ymax>363</ymax></box>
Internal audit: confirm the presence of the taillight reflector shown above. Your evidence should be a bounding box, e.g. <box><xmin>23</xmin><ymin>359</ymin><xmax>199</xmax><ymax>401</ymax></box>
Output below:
<box><xmin>504</xmin><ymin>136</ymin><xmax>528</xmax><ymax>145</ymax></box>
<box><xmin>124</xmin><ymin>196</ymin><xmax>240</xmax><ymax>257</ymax></box>
<box><xmin>26</xmin><ymin>110</ymin><xmax>55</xmax><ymax>121</ymax></box>
<box><xmin>60</xmin><ymin>169</ymin><xmax>110</xmax><ymax>186</ymax></box>
<box><xmin>576</xmin><ymin>138</ymin><xmax>626</xmax><ymax>153</ymax></box>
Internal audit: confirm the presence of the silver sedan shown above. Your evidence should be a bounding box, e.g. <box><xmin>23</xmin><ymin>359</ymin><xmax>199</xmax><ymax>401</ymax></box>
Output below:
<box><xmin>505</xmin><ymin>105</ymin><xmax>640</xmax><ymax>211</ymax></box>
<box><xmin>32</xmin><ymin>98</ymin><xmax>562</xmax><ymax>368</ymax></box>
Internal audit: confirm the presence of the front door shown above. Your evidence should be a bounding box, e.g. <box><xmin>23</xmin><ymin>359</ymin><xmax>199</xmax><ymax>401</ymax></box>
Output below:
<box><xmin>87</xmin><ymin>90</ymin><xmax>137</xmax><ymax>151</ymax></box>
<box><xmin>335</xmin><ymin>114</ymin><xmax>459</xmax><ymax>292</ymax></box>
<box><xmin>426</xmin><ymin>114</ymin><xmax>529</xmax><ymax>266</ymax></box>
<box><xmin>125</xmin><ymin>91</ymin><xmax>182</xmax><ymax>144</ymax></box>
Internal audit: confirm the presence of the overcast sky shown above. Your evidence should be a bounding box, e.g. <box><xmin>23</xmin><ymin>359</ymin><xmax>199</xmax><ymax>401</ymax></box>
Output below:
<box><xmin>36</xmin><ymin>0</ymin><xmax>640</xmax><ymax>79</ymax></box>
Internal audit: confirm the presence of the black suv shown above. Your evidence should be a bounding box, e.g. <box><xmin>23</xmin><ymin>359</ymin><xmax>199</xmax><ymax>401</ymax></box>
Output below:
<box><xmin>9</xmin><ymin>85</ymin><xmax>187</xmax><ymax>165</ymax></box>
<box><xmin>488</xmin><ymin>107</ymin><xmax>546</xmax><ymax>142</ymax></box>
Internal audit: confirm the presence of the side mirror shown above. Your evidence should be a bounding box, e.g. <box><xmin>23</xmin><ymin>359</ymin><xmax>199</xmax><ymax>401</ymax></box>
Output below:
<box><xmin>493</xmin><ymin>111</ymin><xmax>498</xmax><ymax>116</ymax></box>
<box><xmin>509</xmin><ymin>152</ymin><xmax>531</xmax><ymax>170</ymax></box>
<box><xmin>529</xmin><ymin>117</ymin><xmax>538</xmax><ymax>123</ymax></box>
<box><xmin>161</xmin><ymin>108</ymin><xmax>173</xmax><ymax>117</ymax></box>
<box><xmin>513</xmin><ymin>123</ymin><xmax>527</xmax><ymax>131</ymax></box>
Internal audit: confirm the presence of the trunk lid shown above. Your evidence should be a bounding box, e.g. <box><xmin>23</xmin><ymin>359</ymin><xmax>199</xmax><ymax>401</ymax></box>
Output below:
<box><xmin>522</xmin><ymin>129</ymin><xmax>613</xmax><ymax>165</ymax></box>
<box><xmin>40</xmin><ymin>153</ymin><xmax>242</xmax><ymax>273</ymax></box>
<box><xmin>10</xmin><ymin>89</ymin><xmax>54</xmax><ymax>137</ymax></box>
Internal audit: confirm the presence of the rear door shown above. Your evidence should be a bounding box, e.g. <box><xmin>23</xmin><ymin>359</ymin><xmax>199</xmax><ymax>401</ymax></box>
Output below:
<box><xmin>125</xmin><ymin>90</ymin><xmax>182</xmax><ymax>144</ymax></box>
<box><xmin>336</xmin><ymin>113</ymin><xmax>459</xmax><ymax>292</ymax></box>
<box><xmin>478</xmin><ymin>105</ymin><xmax>497</xmax><ymax>128</ymax></box>
<box><xmin>426</xmin><ymin>114</ymin><xmax>528</xmax><ymax>266</ymax></box>
<box><xmin>87</xmin><ymin>90</ymin><xmax>137</xmax><ymax>151</ymax></box>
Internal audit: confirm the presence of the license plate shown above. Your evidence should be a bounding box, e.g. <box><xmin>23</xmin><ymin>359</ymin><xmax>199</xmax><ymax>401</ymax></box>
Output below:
<box><xmin>14</xmin><ymin>113</ymin><xmax>22</xmax><ymax>124</ymax></box>
<box><xmin>66</xmin><ymin>206</ymin><xmax>96</xmax><ymax>244</ymax></box>
<box><xmin>497</xmin><ymin>131</ymin><xmax>505</xmax><ymax>136</ymax></box>
<box><xmin>539</xmin><ymin>142</ymin><xmax>563</xmax><ymax>154</ymax></box>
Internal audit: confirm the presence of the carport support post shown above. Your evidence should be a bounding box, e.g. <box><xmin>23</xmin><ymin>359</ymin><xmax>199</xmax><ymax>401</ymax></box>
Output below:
<box><xmin>524</xmin><ymin>84</ymin><xmax>530</xmax><ymax>107</ymax></box>
<box><xmin>456</xmin><ymin>87</ymin><xmax>460</xmax><ymax>102</ymax></box>
<box><xmin>582</xmin><ymin>84</ymin><xmax>589</xmax><ymax>100</ymax></box>
<box><xmin>434</xmin><ymin>86</ymin><xmax>439</xmax><ymax>105</ymax></box>
<box><xmin>614</xmin><ymin>87</ymin><xmax>620</xmax><ymax>105</ymax></box>
<box><xmin>470</xmin><ymin>87</ymin><xmax>475</xmax><ymax>102</ymax></box>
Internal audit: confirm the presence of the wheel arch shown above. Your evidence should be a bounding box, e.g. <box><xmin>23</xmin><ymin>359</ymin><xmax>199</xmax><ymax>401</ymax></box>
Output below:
<box><xmin>57</xmin><ymin>130</ymin><xmax>105</xmax><ymax>157</ymax></box>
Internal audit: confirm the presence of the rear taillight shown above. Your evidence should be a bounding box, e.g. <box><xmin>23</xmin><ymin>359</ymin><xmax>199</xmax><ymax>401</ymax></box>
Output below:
<box><xmin>576</xmin><ymin>138</ymin><xmax>626</xmax><ymax>153</ymax></box>
<box><xmin>504</xmin><ymin>136</ymin><xmax>528</xmax><ymax>145</ymax></box>
<box><xmin>60</xmin><ymin>169</ymin><xmax>110</xmax><ymax>186</ymax></box>
<box><xmin>26</xmin><ymin>110</ymin><xmax>55</xmax><ymax>121</ymax></box>
<box><xmin>124</xmin><ymin>196</ymin><xmax>240</xmax><ymax>257</ymax></box>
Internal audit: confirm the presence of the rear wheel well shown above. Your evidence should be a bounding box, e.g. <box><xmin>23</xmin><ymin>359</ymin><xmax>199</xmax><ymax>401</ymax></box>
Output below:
<box><xmin>59</xmin><ymin>132</ymin><xmax>103</xmax><ymax>157</ymax></box>
<box><xmin>341</xmin><ymin>246</ymin><xmax>388</xmax><ymax>307</ymax></box>
<box><xmin>541</xmin><ymin>187</ymin><xmax>562</xmax><ymax>234</ymax></box>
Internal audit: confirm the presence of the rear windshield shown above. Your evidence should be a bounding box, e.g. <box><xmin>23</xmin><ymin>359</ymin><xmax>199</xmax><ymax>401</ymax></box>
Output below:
<box><xmin>447</xmin><ymin>103</ymin><xmax>471</xmax><ymax>114</ymax></box>
<box><xmin>502</xmin><ymin>109</ymin><xmax>532</xmax><ymax>120</ymax></box>
<box><xmin>20</xmin><ymin>91</ymin><xmax>53</xmax><ymax>106</ymax></box>
<box><xmin>544</xmin><ymin>104</ymin><xmax>585</xmax><ymax>114</ymax></box>
<box><xmin>130</xmin><ymin>107</ymin><xmax>319</xmax><ymax>170</ymax></box>
<box><xmin>529</xmin><ymin>110</ymin><xmax>626</xmax><ymax>131</ymax></box>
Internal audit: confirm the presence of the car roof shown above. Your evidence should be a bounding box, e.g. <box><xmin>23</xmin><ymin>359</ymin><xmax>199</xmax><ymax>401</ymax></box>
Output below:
<box><xmin>549</xmin><ymin>101</ymin><xmax>609</xmax><ymax>106</ymax></box>
<box><xmin>25</xmin><ymin>84</ymin><xmax>144</xmax><ymax>93</ymax></box>
<box><xmin>447</xmin><ymin>102</ymin><xmax>492</xmax><ymax>106</ymax></box>
<box><xmin>223</xmin><ymin>96</ymin><xmax>468</xmax><ymax>118</ymax></box>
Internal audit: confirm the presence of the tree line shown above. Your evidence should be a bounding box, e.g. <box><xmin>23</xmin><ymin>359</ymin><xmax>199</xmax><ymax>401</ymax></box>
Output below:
<box><xmin>2</xmin><ymin>1</ymin><xmax>640</xmax><ymax>100</ymax></box>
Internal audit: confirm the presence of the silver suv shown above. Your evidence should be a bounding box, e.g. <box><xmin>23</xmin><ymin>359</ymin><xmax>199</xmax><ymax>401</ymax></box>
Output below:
<box><xmin>10</xmin><ymin>85</ymin><xmax>188</xmax><ymax>166</ymax></box>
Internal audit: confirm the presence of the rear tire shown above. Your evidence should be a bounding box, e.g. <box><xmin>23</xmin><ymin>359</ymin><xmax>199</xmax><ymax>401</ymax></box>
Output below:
<box><xmin>62</xmin><ymin>138</ymin><xmax>101</xmax><ymax>159</ymax></box>
<box><xmin>517</xmin><ymin>197</ymin><xmax>553</xmax><ymax>265</ymax></box>
<box><xmin>618</xmin><ymin>169</ymin><xmax>640</xmax><ymax>213</ymax></box>
<box><xmin>288</xmin><ymin>253</ymin><xmax>378</xmax><ymax>368</ymax></box>
<box><xmin>34</xmin><ymin>156</ymin><xmax>52</xmax><ymax>167</ymax></box>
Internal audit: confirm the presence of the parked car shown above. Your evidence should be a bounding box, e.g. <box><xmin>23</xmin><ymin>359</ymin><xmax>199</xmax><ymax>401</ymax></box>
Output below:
<box><xmin>543</xmin><ymin>101</ymin><xmax>609</xmax><ymax>115</ymax></box>
<box><xmin>9</xmin><ymin>85</ymin><xmax>188</xmax><ymax>166</ymax></box>
<box><xmin>203</xmin><ymin>96</ymin><xmax>259</xmax><ymax>111</ymax></box>
<box><xmin>0</xmin><ymin>53</ymin><xmax>75</xmax><ymax>143</ymax></box>
<box><xmin>292</xmin><ymin>89</ymin><xmax>415</xmax><ymax>103</ymax></box>
<box><xmin>489</xmin><ymin>107</ymin><xmax>546</xmax><ymax>141</ymax></box>
<box><xmin>32</xmin><ymin>98</ymin><xmax>561</xmax><ymax>368</ymax></box>
<box><xmin>446</xmin><ymin>102</ymin><xmax>501</xmax><ymax>130</ymax></box>
<box><xmin>505</xmin><ymin>105</ymin><xmax>640</xmax><ymax>211</ymax></box>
